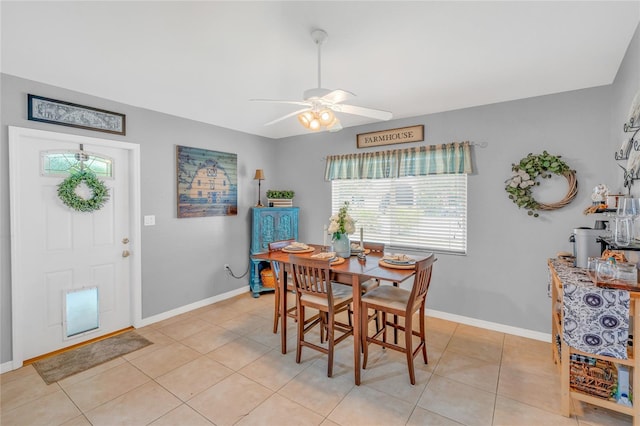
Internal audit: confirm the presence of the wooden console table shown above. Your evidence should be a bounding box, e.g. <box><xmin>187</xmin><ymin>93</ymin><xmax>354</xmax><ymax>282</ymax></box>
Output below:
<box><xmin>549</xmin><ymin>259</ymin><xmax>640</xmax><ymax>425</ymax></box>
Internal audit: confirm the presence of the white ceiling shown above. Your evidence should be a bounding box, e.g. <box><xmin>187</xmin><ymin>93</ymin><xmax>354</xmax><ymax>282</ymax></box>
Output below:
<box><xmin>2</xmin><ymin>1</ymin><xmax>639</xmax><ymax>139</ymax></box>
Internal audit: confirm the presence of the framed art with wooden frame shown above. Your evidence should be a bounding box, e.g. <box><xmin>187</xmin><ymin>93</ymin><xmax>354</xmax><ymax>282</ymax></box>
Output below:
<box><xmin>356</xmin><ymin>125</ymin><xmax>424</xmax><ymax>149</ymax></box>
<box><xmin>176</xmin><ymin>145</ymin><xmax>238</xmax><ymax>218</ymax></box>
<box><xmin>27</xmin><ymin>94</ymin><xmax>126</xmax><ymax>135</ymax></box>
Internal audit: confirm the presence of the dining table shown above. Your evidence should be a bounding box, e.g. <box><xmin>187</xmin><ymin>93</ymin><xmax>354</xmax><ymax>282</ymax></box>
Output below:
<box><xmin>252</xmin><ymin>243</ymin><xmax>424</xmax><ymax>385</ymax></box>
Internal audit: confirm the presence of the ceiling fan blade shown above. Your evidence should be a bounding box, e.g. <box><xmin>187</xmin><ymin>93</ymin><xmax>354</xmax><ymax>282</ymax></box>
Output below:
<box><xmin>334</xmin><ymin>104</ymin><xmax>393</xmax><ymax>121</ymax></box>
<box><xmin>250</xmin><ymin>99</ymin><xmax>310</xmax><ymax>107</ymax></box>
<box><xmin>321</xmin><ymin>89</ymin><xmax>355</xmax><ymax>104</ymax></box>
<box><xmin>264</xmin><ymin>108</ymin><xmax>310</xmax><ymax>126</ymax></box>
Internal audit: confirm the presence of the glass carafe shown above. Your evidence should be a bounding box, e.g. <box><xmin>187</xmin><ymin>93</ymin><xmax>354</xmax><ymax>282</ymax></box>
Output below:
<box><xmin>615</xmin><ymin>216</ymin><xmax>633</xmax><ymax>247</ymax></box>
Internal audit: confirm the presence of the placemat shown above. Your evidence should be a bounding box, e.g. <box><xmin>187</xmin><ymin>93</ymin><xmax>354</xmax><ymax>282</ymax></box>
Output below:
<box><xmin>282</xmin><ymin>247</ymin><xmax>315</xmax><ymax>254</ymax></box>
<box><xmin>378</xmin><ymin>259</ymin><xmax>415</xmax><ymax>269</ymax></box>
<box><xmin>331</xmin><ymin>257</ymin><xmax>346</xmax><ymax>266</ymax></box>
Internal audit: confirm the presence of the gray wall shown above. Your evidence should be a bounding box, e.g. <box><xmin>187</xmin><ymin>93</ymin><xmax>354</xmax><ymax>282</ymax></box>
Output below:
<box><xmin>610</xmin><ymin>23</ymin><xmax>640</xmax><ymax>194</ymax></box>
<box><xmin>1</xmin><ymin>74</ymin><xmax>275</xmax><ymax>363</ymax></box>
<box><xmin>273</xmin><ymin>87</ymin><xmax>612</xmax><ymax>334</ymax></box>
<box><xmin>273</xmin><ymin>23</ymin><xmax>639</xmax><ymax>333</ymax></box>
<box><xmin>2</xmin><ymin>23</ymin><xmax>638</xmax><ymax>364</ymax></box>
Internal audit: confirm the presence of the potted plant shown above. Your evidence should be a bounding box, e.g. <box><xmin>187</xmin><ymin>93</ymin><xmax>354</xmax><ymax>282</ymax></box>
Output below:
<box><xmin>266</xmin><ymin>190</ymin><xmax>295</xmax><ymax>207</ymax></box>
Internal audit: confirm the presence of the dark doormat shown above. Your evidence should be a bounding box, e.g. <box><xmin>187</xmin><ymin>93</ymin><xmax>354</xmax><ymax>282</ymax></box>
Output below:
<box><xmin>32</xmin><ymin>331</ymin><xmax>152</xmax><ymax>384</ymax></box>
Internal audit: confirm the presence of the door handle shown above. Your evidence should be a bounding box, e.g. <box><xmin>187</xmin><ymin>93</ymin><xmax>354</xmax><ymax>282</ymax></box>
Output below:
<box><xmin>122</xmin><ymin>250</ymin><xmax>130</xmax><ymax>258</ymax></box>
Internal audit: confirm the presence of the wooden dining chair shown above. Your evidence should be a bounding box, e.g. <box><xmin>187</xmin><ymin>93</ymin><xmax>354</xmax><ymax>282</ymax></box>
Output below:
<box><xmin>289</xmin><ymin>255</ymin><xmax>354</xmax><ymax>377</ymax></box>
<box><xmin>269</xmin><ymin>239</ymin><xmax>296</xmax><ymax>333</ymax></box>
<box><xmin>360</xmin><ymin>241</ymin><xmax>386</xmax><ymax>333</ymax></box>
<box><xmin>360</xmin><ymin>254</ymin><xmax>436</xmax><ymax>384</ymax></box>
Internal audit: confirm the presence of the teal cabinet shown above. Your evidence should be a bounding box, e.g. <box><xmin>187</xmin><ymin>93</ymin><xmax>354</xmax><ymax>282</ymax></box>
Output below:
<box><xmin>249</xmin><ymin>207</ymin><xmax>299</xmax><ymax>297</ymax></box>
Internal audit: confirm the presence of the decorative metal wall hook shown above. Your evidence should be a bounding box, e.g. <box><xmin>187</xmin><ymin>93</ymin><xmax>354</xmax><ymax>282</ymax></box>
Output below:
<box><xmin>615</xmin><ymin>117</ymin><xmax>640</xmax><ymax>193</ymax></box>
<box><xmin>619</xmin><ymin>163</ymin><xmax>637</xmax><ymax>195</ymax></box>
<box><xmin>614</xmin><ymin>119</ymin><xmax>639</xmax><ymax>160</ymax></box>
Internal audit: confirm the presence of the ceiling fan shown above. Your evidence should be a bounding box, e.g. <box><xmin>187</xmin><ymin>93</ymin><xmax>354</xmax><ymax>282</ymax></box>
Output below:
<box><xmin>251</xmin><ymin>29</ymin><xmax>393</xmax><ymax>132</ymax></box>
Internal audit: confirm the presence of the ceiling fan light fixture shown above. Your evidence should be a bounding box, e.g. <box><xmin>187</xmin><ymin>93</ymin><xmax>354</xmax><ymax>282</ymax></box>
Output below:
<box><xmin>252</xmin><ymin>28</ymin><xmax>392</xmax><ymax>134</ymax></box>
<box><xmin>297</xmin><ymin>111</ymin><xmax>314</xmax><ymax>128</ymax></box>
<box><xmin>309</xmin><ymin>116</ymin><xmax>321</xmax><ymax>131</ymax></box>
<box><xmin>318</xmin><ymin>108</ymin><xmax>334</xmax><ymax>125</ymax></box>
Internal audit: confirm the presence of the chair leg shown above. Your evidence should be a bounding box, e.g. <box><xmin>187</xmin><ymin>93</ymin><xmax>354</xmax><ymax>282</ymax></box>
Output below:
<box><xmin>420</xmin><ymin>303</ymin><xmax>428</xmax><ymax>364</ymax></box>
<box><xmin>405</xmin><ymin>314</ymin><xmax>416</xmax><ymax>385</ymax></box>
<box><xmin>392</xmin><ymin>282</ymin><xmax>399</xmax><ymax>344</ymax></box>
<box><xmin>382</xmin><ymin>312</ymin><xmax>387</xmax><ymax>344</ymax></box>
<box><xmin>320</xmin><ymin>312</ymin><xmax>327</xmax><ymax>343</ymax></box>
<box><xmin>273</xmin><ymin>286</ymin><xmax>280</xmax><ymax>334</ymax></box>
<box><xmin>327</xmin><ymin>310</ymin><xmax>334</xmax><ymax>377</ymax></box>
<box><xmin>296</xmin><ymin>305</ymin><xmax>304</xmax><ymax>364</ymax></box>
<box><xmin>362</xmin><ymin>302</ymin><xmax>369</xmax><ymax>370</ymax></box>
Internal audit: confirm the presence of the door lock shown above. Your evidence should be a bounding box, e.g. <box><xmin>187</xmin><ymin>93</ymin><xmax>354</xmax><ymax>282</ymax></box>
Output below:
<box><xmin>122</xmin><ymin>237</ymin><xmax>130</xmax><ymax>244</ymax></box>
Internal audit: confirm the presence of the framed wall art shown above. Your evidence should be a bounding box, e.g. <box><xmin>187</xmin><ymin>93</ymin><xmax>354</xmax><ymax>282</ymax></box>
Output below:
<box><xmin>176</xmin><ymin>145</ymin><xmax>238</xmax><ymax>218</ymax></box>
<box><xmin>27</xmin><ymin>94</ymin><xmax>126</xmax><ymax>135</ymax></box>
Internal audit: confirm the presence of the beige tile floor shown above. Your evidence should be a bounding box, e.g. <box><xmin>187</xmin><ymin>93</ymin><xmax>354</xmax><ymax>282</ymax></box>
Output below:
<box><xmin>1</xmin><ymin>291</ymin><xmax>633</xmax><ymax>426</ymax></box>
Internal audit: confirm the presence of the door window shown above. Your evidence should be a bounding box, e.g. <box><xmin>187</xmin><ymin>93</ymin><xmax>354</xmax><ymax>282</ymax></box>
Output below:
<box><xmin>41</xmin><ymin>150</ymin><xmax>113</xmax><ymax>178</ymax></box>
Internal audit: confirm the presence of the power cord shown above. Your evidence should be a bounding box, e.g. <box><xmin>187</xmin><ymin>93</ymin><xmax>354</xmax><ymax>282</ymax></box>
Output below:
<box><xmin>225</xmin><ymin>264</ymin><xmax>249</xmax><ymax>279</ymax></box>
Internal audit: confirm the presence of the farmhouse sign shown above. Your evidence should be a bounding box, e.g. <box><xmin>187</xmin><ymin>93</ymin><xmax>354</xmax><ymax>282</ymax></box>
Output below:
<box><xmin>356</xmin><ymin>125</ymin><xmax>424</xmax><ymax>149</ymax></box>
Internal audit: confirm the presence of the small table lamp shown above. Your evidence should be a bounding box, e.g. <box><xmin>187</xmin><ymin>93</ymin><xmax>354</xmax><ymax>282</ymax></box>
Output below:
<box><xmin>254</xmin><ymin>169</ymin><xmax>265</xmax><ymax>207</ymax></box>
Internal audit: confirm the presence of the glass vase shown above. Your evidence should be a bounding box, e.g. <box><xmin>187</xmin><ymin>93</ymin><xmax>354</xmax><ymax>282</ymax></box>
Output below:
<box><xmin>332</xmin><ymin>233</ymin><xmax>351</xmax><ymax>258</ymax></box>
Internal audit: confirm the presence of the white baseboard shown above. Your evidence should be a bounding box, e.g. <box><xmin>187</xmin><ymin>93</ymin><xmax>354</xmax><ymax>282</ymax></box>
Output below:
<box><xmin>138</xmin><ymin>296</ymin><xmax>552</xmax><ymax>342</ymax></box>
<box><xmin>426</xmin><ymin>308</ymin><xmax>551</xmax><ymax>342</ymax></box>
<box><xmin>1</xmin><ymin>360</ymin><xmax>18</xmax><ymax>374</ymax></box>
<box><xmin>136</xmin><ymin>286</ymin><xmax>248</xmax><ymax>328</ymax></box>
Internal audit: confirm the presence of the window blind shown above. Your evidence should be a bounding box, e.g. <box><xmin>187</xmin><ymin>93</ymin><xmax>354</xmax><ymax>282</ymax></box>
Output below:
<box><xmin>332</xmin><ymin>174</ymin><xmax>467</xmax><ymax>255</ymax></box>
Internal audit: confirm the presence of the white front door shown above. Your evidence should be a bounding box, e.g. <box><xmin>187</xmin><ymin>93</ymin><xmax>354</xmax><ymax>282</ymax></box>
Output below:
<box><xmin>9</xmin><ymin>127</ymin><xmax>141</xmax><ymax>366</ymax></box>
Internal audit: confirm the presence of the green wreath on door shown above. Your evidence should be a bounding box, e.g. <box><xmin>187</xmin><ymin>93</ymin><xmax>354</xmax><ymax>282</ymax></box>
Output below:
<box><xmin>57</xmin><ymin>170</ymin><xmax>110</xmax><ymax>212</ymax></box>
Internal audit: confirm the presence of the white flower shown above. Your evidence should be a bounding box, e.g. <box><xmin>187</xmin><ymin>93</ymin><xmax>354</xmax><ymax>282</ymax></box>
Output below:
<box><xmin>329</xmin><ymin>202</ymin><xmax>356</xmax><ymax>237</ymax></box>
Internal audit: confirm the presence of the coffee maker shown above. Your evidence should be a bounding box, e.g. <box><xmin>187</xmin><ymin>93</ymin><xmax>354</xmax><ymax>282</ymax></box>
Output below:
<box><xmin>570</xmin><ymin>221</ymin><xmax>607</xmax><ymax>268</ymax></box>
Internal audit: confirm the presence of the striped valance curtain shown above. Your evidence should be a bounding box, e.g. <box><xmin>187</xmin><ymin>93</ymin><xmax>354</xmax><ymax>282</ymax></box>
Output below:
<box><xmin>325</xmin><ymin>141</ymin><xmax>473</xmax><ymax>180</ymax></box>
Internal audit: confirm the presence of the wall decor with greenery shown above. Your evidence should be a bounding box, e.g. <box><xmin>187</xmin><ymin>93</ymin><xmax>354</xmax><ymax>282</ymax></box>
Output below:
<box><xmin>57</xmin><ymin>170</ymin><xmax>110</xmax><ymax>212</ymax></box>
<box><xmin>505</xmin><ymin>151</ymin><xmax>577</xmax><ymax>217</ymax></box>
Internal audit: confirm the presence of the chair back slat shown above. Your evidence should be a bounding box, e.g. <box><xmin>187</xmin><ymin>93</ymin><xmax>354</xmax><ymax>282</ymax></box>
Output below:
<box><xmin>289</xmin><ymin>255</ymin><xmax>334</xmax><ymax>303</ymax></box>
<box><xmin>407</xmin><ymin>254</ymin><xmax>436</xmax><ymax>311</ymax></box>
<box><xmin>268</xmin><ymin>239</ymin><xmax>295</xmax><ymax>277</ymax></box>
<box><xmin>269</xmin><ymin>239</ymin><xmax>295</xmax><ymax>252</ymax></box>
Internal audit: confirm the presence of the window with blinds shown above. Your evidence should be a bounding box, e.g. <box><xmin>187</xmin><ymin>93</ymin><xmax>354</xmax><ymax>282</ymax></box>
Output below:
<box><xmin>331</xmin><ymin>174</ymin><xmax>467</xmax><ymax>255</ymax></box>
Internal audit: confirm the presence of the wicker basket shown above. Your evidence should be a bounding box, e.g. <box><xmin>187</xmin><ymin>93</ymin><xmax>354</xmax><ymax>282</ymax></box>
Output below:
<box><xmin>570</xmin><ymin>358</ymin><xmax>617</xmax><ymax>399</ymax></box>
<box><xmin>260</xmin><ymin>268</ymin><xmax>276</xmax><ymax>288</ymax></box>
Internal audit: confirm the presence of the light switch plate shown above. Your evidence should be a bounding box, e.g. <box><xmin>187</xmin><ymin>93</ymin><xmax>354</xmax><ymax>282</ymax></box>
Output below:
<box><xmin>144</xmin><ymin>215</ymin><xmax>155</xmax><ymax>226</ymax></box>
